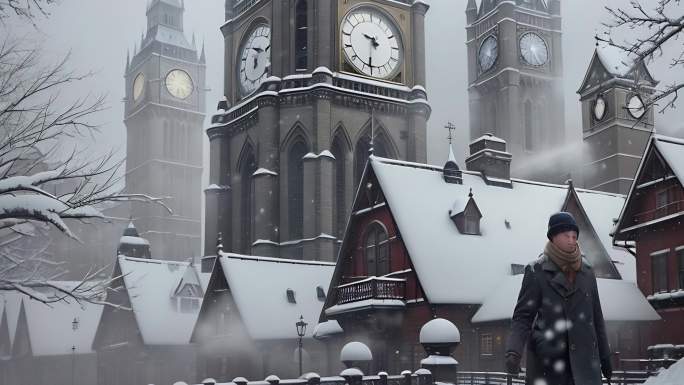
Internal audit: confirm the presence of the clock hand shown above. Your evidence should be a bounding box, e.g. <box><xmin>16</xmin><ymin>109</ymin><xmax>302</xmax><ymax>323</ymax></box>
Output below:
<box><xmin>265</xmin><ymin>44</ymin><xmax>271</xmax><ymax>51</ymax></box>
<box><xmin>254</xmin><ymin>56</ymin><xmax>258</xmax><ymax>70</ymax></box>
<box><xmin>251</xmin><ymin>47</ymin><xmax>264</xmax><ymax>53</ymax></box>
<box><xmin>363</xmin><ymin>33</ymin><xmax>374</xmax><ymax>40</ymax></box>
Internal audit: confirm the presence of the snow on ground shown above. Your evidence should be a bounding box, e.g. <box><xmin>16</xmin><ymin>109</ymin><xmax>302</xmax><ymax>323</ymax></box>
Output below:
<box><xmin>642</xmin><ymin>358</ymin><xmax>684</xmax><ymax>385</ymax></box>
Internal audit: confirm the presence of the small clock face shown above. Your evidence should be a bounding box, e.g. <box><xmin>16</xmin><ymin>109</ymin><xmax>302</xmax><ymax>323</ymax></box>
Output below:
<box><xmin>478</xmin><ymin>35</ymin><xmax>498</xmax><ymax>73</ymax></box>
<box><xmin>594</xmin><ymin>96</ymin><xmax>606</xmax><ymax>121</ymax></box>
<box><xmin>165</xmin><ymin>69</ymin><xmax>193</xmax><ymax>99</ymax></box>
<box><xmin>520</xmin><ymin>32</ymin><xmax>548</xmax><ymax>66</ymax></box>
<box><xmin>238</xmin><ymin>24</ymin><xmax>271</xmax><ymax>97</ymax></box>
<box><xmin>627</xmin><ymin>94</ymin><xmax>645</xmax><ymax>119</ymax></box>
<box><xmin>341</xmin><ymin>7</ymin><xmax>403</xmax><ymax>79</ymax></box>
<box><xmin>133</xmin><ymin>73</ymin><xmax>145</xmax><ymax>101</ymax></box>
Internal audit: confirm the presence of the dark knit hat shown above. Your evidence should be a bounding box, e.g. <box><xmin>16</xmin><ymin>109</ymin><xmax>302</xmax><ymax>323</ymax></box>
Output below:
<box><xmin>547</xmin><ymin>212</ymin><xmax>580</xmax><ymax>240</ymax></box>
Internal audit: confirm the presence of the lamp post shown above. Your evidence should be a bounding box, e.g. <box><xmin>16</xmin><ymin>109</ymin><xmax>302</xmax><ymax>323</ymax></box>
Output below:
<box><xmin>295</xmin><ymin>315</ymin><xmax>308</xmax><ymax>376</ymax></box>
<box><xmin>71</xmin><ymin>317</ymin><xmax>79</xmax><ymax>385</ymax></box>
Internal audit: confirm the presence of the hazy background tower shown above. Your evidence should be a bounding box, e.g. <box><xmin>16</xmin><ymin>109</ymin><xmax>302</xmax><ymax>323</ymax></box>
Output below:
<box><xmin>577</xmin><ymin>44</ymin><xmax>657</xmax><ymax>194</ymax></box>
<box><xmin>204</xmin><ymin>0</ymin><xmax>431</xmax><ymax>262</ymax></box>
<box><xmin>124</xmin><ymin>0</ymin><xmax>206</xmax><ymax>259</ymax></box>
<box><xmin>466</xmin><ymin>0</ymin><xmax>566</xmax><ymax>183</ymax></box>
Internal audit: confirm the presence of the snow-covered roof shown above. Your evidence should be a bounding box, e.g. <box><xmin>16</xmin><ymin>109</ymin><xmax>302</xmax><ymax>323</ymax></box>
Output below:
<box><xmin>471</xmin><ymin>275</ymin><xmax>659</xmax><ymax>323</ymax></box>
<box><xmin>21</xmin><ymin>294</ymin><xmax>103</xmax><ymax>356</ymax></box>
<box><xmin>642</xmin><ymin>357</ymin><xmax>684</xmax><ymax>385</ymax></box>
<box><xmin>596</xmin><ymin>44</ymin><xmax>635</xmax><ymax>77</ymax></box>
<box><xmin>147</xmin><ymin>25</ymin><xmax>193</xmax><ymax>50</ymax></box>
<box><xmin>368</xmin><ymin>156</ymin><xmax>635</xmax><ymax>304</ymax></box>
<box><xmin>118</xmin><ymin>256</ymin><xmax>207</xmax><ymax>345</ymax></box>
<box><xmin>217</xmin><ymin>253</ymin><xmax>335</xmax><ymax>340</ymax></box>
<box><xmin>653</xmin><ymin>135</ymin><xmax>684</xmax><ymax>186</ymax></box>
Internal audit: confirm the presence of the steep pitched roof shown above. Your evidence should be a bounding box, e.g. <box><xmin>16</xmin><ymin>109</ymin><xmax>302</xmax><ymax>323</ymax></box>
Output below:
<box><xmin>338</xmin><ymin>156</ymin><xmax>634</xmax><ymax>305</ymax></box>
<box><xmin>614</xmin><ymin>134</ymin><xmax>684</xmax><ymax>240</ymax></box>
<box><xmin>204</xmin><ymin>253</ymin><xmax>335</xmax><ymax>341</ymax></box>
<box><xmin>578</xmin><ymin>45</ymin><xmax>657</xmax><ymax>95</ymax></box>
<box><xmin>116</xmin><ymin>256</ymin><xmax>208</xmax><ymax>345</ymax></box>
<box><xmin>472</xmin><ymin>274</ymin><xmax>659</xmax><ymax>323</ymax></box>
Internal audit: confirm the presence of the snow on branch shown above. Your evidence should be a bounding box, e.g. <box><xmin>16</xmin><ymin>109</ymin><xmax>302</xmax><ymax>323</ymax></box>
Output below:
<box><xmin>597</xmin><ymin>0</ymin><xmax>684</xmax><ymax>113</ymax></box>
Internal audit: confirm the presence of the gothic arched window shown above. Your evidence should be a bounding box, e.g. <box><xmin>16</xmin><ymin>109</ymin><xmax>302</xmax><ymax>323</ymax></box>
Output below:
<box><xmin>354</xmin><ymin>132</ymin><xmax>393</xmax><ymax>187</ymax></box>
<box><xmin>295</xmin><ymin>0</ymin><xmax>308</xmax><ymax>70</ymax></box>
<box><xmin>364</xmin><ymin>222</ymin><xmax>390</xmax><ymax>277</ymax></box>
<box><xmin>239</xmin><ymin>146</ymin><xmax>257</xmax><ymax>254</ymax></box>
<box><xmin>288</xmin><ymin>140</ymin><xmax>308</xmax><ymax>243</ymax></box>
<box><xmin>331</xmin><ymin>135</ymin><xmax>347</xmax><ymax>239</ymax></box>
<box><xmin>524</xmin><ymin>100</ymin><xmax>534</xmax><ymax>151</ymax></box>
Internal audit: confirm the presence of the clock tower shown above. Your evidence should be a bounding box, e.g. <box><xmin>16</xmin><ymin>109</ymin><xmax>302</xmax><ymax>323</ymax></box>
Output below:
<box><xmin>204</xmin><ymin>0</ymin><xmax>430</xmax><ymax>262</ymax></box>
<box><xmin>124</xmin><ymin>0</ymin><xmax>205</xmax><ymax>260</ymax></box>
<box><xmin>466</xmin><ymin>0</ymin><xmax>566</xmax><ymax>183</ymax></box>
<box><xmin>577</xmin><ymin>44</ymin><xmax>657</xmax><ymax>194</ymax></box>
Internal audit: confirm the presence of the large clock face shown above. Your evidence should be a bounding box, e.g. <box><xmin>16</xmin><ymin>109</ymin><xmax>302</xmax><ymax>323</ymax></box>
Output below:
<box><xmin>594</xmin><ymin>96</ymin><xmax>606</xmax><ymax>121</ymax></box>
<box><xmin>341</xmin><ymin>7</ymin><xmax>403</xmax><ymax>79</ymax></box>
<box><xmin>627</xmin><ymin>94</ymin><xmax>645</xmax><ymax>119</ymax></box>
<box><xmin>165</xmin><ymin>69</ymin><xmax>193</xmax><ymax>99</ymax></box>
<box><xmin>133</xmin><ymin>73</ymin><xmax>145</xmax><ymax>101</ymax></box>
<box><xmin>478</xmin><ymin>35</ymin><xmax>498</xmax><ymax>73</ymax></box>
<box><xmin>520</xmin><ymin>32</ymin><xmax>548</xmax><ymax>66</ymax></box>
<box><xmin>238</xmin><ymin>24</ymin><xmax>271</xmax><ymax>97</ymax></box>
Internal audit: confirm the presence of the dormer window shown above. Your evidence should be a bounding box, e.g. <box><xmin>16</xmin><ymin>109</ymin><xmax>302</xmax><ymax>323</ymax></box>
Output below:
<box><xmin>364</xmin><ymin>222</ymin><xmax>390</xmax><ymax>276</ymax></box>
<box><xmin>316</xmin><ymin>286</ymin><xmax>326</xmax><ymax>301</ymax></box>
<box><xmin>179</xmin><ymin>297</ymin><xmax>200</xmax><ymax>313</ymax></box>
<box><xmin>449</xmin><ymin>189</ymin><xmax>483</xmax><ymax>235</ymax></box>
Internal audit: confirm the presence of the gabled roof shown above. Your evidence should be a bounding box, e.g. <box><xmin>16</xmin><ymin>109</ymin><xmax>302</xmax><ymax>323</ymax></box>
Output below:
<box><xmin>116</xmin><ymin>256</ymin><xmax>208</xmax><ymax>345</ymax></box>
<box><xmin>472</xmin><ymin>274</ymin><xmax>659</xmax><ymax>323</ymax></box>
<box><xmin>578</xmin><ymin>45</ymin><xmax>657</xmax><ymax>95</ymax></box>
<box><xmin>614</xmin><ymin>134</ymin><xmax>684</xmax><ymax>240</ymax></box>
<box><xmin>205</xmin><ymin>253</ymin><xmax>335</xmax><ymax>341</ymax></box>
<box><xmin>337</xmin><ymin>156</ymin><xmax>633</xmax><ymax>305</ymax></box>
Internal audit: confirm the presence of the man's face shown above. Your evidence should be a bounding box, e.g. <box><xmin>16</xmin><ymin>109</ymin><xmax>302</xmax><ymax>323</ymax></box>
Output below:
<box><xmin>552</xmin><ymin>230</ymin><xmax>578</xmax><ymax>253</ymax></box>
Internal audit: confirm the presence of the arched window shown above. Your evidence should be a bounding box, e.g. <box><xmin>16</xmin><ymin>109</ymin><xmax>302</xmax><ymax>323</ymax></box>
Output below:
<box><xmin>239</xmin><ymin>146</ymin><xmax>257</xmax><ymax>254</ymax></box>
<box><xmin>524</xmin><ymin>100</ymin><xmax>534</xmax><ymax>151</ymax></box>
<box><xmin>364</xmin><ymin>222</ymin><xmax>390</xmax><ymax>276</ymax></box>
<box><xmin>288</xmin><ymin>140</ymin><xmax>308</xmax><ymax>243</ymax></box>
<box><xmin>295</xmin><ymin>0</ymin><xmax>308</xmax><ymax>70</ymax></box>
<box><xmin>331</xmin><ymin>136</ymin><xmax>347</xmax><ymax>239</ymax></box>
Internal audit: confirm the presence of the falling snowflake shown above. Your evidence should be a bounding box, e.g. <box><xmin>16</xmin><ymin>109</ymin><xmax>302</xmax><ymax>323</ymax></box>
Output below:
<box><xmin>553</xmin><ymin>360</ymin><xmax>566</xmax><ymax>373</ymax></box>
<box><xmin>545</xmin><ymin>329</ymin><xmax>555</xmax><ymax>340</ymax></box>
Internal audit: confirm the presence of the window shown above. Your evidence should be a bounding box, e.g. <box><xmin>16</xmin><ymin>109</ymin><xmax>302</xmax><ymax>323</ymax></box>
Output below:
<box><xmin>364</xmin><ymin>222</ymin><xmax>390</xmax><ymax>276</ymax></box>
<box><xmin>239</xmin><ymin>146</ymin><xmax>257</xmax><ymax>254</ymax></box>
<box><xmin>524</xmin><ymin>100</ymin><xmax>534</xmax><ymax>151</ymax></box>
<box><xmin>287</xmin><ymin>288</ymin><xmax>296</xmax><ymax>304</ymax></box>
<box><xmin>651</xmin><ymin>251</ymin><xmax>669</xmax><ymax>293</ymax></box>
<box><xmin>656</xmin><ymin>189</ymin><xmax>670</xmax><ymax>216</ymax></box>
<box><xmin>316</xmin><ymin>286</ymin><xmax>326</xmax><ymax>301</ymax></box>
<box><xmin>465</xmin><ymin>212</ymin><xmax>480</xmax><ymax>235</ymax></box>
<box><xmin>480</xmin><ymin>333</ymin><xmax>493</xmax><ymax>355</ymax></box>
<box><xmin>295</xmin><ymin>0</ymin><xmax>308</xmax><ymax>70</ymax></box>
<box><xmin>179</xmin><ymin>297</ymin><xmax>199</xmax><ymax>313</ymax></box>
<box><xmin>288</xmin><ymin>140</ymin><xmax>308</xmax><ymax>248</ymax></box>
<box><xmin>331</xmin><ymin>136</ymin><xmax>346</xmax><ymax>239</ymax></box>
<box><xmin>678</xmin><ymin>248</ymin><xmax>684</xmax><ymax>290</ymax></box>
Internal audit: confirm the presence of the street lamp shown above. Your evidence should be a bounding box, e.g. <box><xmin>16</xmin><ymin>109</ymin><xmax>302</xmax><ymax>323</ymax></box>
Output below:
<box><xmin>296</xmin><ymin>315</ymin><xmax>308</xmax><ymax>376</ymax></box>
<box><xmin>71</xmin><ymin>317</ymin><xmax>79</xmax><ymax>385</ymax></box>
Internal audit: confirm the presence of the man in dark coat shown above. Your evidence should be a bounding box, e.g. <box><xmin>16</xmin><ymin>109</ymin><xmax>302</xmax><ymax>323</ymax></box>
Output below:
<box><xmin>504</xmin><ymin>212</ymin><xmax>612</xmax><ymax>385</ymax></box>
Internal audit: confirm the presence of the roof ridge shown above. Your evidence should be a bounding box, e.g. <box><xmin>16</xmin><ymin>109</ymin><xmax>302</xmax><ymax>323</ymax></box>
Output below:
<box><xmin>221</xmin><ymin>252</ymin><xmax>336</xmax><ymax>267</ymax></box>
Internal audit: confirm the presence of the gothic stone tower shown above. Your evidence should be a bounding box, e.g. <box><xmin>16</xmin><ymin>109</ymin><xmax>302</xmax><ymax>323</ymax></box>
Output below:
<box><xmin>124</xmin><ymin>0</ymin><xmax>205</xmax><ymax>260</ymax></box>
<box><xmin>205</xmin><ymin>0</ymin><xmax>430</xmax><ymax>262</ymax></box>
<box><xmin>466</xmin><ymin>0</ymin><xmax>565</xmax><ymax>182</ymax></box>
<box><xmin>577</xmin><ymin>44</ymin><xmax>657</xmax><ymax>194</ymax></box>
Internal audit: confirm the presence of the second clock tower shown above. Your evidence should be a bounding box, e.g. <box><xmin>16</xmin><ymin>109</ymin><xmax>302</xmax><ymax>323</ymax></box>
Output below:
<box><xmin>124</xmin><ymin>0</ymin><xmax>205</xmax><ymax>260</ymax></box>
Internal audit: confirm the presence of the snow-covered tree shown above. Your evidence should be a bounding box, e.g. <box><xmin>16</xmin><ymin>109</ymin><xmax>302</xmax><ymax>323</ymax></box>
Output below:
<box><xmin>0</xmin><ymin>3</ymin><xmax>167</xmax><ymax>304</ymax></box>
<box><xmin>597</xmin><ymin>0</ymin><xmax>684</xmax><ymax>113</ymax></box>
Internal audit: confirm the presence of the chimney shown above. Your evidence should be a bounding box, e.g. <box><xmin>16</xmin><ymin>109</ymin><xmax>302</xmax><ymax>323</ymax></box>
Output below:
<box><xmin>465</xmin><ymin>133</ymin><xmax>512</xmax><ymax>187</ymax></box>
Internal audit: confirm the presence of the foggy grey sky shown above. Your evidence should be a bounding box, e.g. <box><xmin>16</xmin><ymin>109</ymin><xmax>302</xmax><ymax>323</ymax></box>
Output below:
<box><xmin>4</xmin><ymin>0</ymin><xmax>683</xmax><ymax>173</ymax></box>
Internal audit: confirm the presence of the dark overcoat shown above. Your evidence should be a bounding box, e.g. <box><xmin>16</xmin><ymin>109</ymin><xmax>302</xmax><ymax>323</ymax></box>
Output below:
<box><xmin>506</xmin><ymin>254</ymin><xmax>611</xmax><ymax>385</ymax></box>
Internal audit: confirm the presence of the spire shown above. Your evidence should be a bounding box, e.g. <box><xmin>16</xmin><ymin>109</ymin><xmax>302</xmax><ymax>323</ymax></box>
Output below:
<box><xmin>133</xmin><ymin>42</ymin><xmax>138</xmax><ymax>55</ymax></box>
<box><xmin>369</xmin><ymin>107</ymin><xmax>375</xmax><ymax>156</ymax></box>
<box><xmin>446</xmin><ymin>121</ymin><xmax>457</xmax><ymax>163</ymax></box>
<box><xmin>192</xmin><ymin>32</ymin><xmax>196</xmax><ymax>48</ymax></box>
<box><xmin>199</xmin><ymin>41</ymin><xmax>206</xmax><ymax>64</ymax></box>
<box><xmin>443</xmin><ymin>122</ymin><xmax>462</xmax><ymax>185</ymax></box>
<box><xmin>140</xmin><ymin>32</ymin><xmax>145</xmax><ymax>49</ymax></box>
<box><xmin>466</xmin><ymin>0</ymin><xmax>479</xmax><ymax>24</ymax></box>
<box><xmin>466</xmin><ymin>0</ymin><xmax>477</xmax><ymax>11</ymax></box>
<box><xmin>126</xmin><ymin>50</ymin><xmax>130</xmax><ymax>72</ymax></box>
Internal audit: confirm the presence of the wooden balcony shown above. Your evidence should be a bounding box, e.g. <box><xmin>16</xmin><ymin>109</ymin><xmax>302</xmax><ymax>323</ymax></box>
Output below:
<box><xmin>334</xmin><ymin>277</ymin><xmax>406</xmax><ymax>305</ymax></box>
<box><xmin>633</xmin><ymin>200</ymin><xmax>684</xmax><ymax>225</ymax></box>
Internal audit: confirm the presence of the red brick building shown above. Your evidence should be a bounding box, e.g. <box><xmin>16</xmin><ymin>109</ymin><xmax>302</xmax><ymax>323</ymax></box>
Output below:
<box><xmin>320</xmin><ymin>136</ymin><xmax>659</xmax><ymax>374</ymax></box>
<box><xmin>613</xmin><ymin>134</ymin><xmax>684</xmax><ymax>348</ymax></box>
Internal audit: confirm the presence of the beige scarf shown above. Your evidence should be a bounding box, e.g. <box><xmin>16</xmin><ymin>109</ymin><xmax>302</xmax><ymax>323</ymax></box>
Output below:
<box><xmin>544</xmin><ymin>241</ymin><xmax>582</xmax><ymax>273</ymax></box>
